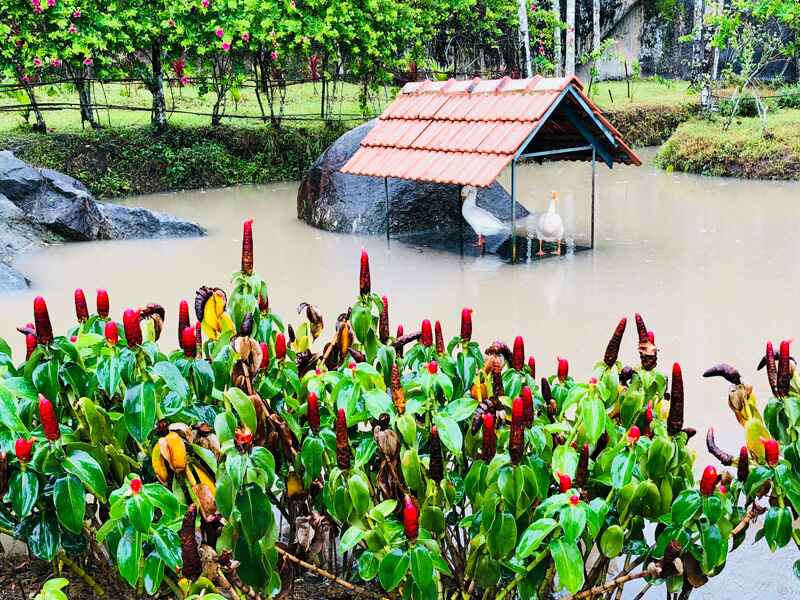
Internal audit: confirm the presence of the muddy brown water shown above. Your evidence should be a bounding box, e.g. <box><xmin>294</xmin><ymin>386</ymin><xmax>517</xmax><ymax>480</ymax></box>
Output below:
<box><xmin>2</xmin><ymin>148</ymin><xmax>799</xmax><ymax>597</ymax></box>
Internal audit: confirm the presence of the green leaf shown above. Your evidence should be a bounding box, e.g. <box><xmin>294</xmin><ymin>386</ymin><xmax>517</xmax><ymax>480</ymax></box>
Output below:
<box><xmin>117</xmin><ymin>527</ymin><xmax>142</xmax><ymax>587</ymax></box>
<box><xmin>152</xmin><ymin>361</ymin><xmax>189</xmax><ymax>402</ymax></box>
<box><xmin>671</xmin><ymin>489</ymin><xmax>702</xmax><ymax>524</ymax></box>
<box><xmin>700</xmin><ymin>523</ymin><xmax>725</xmax><ymax>572</ymax></box>
<box><xmin>127</xmin><ymin>493</ymin><xmax>154</xmax><ymax>533</ymax></box>
<box><xmin>410</xmin><ymin>545</ymin><xmax>434</xmax><ymax>589</ymax></box>
<box><xmin>236</xmin><ymin>484</ymin><xmax>272</xmax><ymax>544</ymax></box>
<box><xmin>581</xmin><ymin>395</ymin><xmax>605</xmax><ymax>444</ymax></box>
<box><xmin>144</xmin><ymin>552</ymin><xmax>165</xmax><ymax>595</ymax></box>
<box><xmin>444</xmin><ymin>397</ymin><xmax>478</xmax><ymax>422</ymax></box>
<box><xmin>433</xmin><ymin>414</ymin><xmax>462</xmax><ymax>456</ymax></box>
<box><xmin>486</xmin><ymin>511</ymin><xmax>517</xmax><ymax>559</ymax></box>
<box><xmin>561</xmin><ymin>504</ymin><xmax>587</xmax><ymax>543</ymax></box>
<box><xmin>348</xmin><ymin>472</ymin><xmax>372</xmax><ymax>517</ymax></box>
<box><xmin>379</xmin><ymin>549</ymin><xmax>409</xmax><ymax>592</ymax></box>
<box><xmin>550</xmin><ymin>538</ymin><xmax>584</xmax><ymax>594</ymax></box>
<box><xmin>516</xmin><ymin>518</ymin><xmax>557</xmax><ymax>559</ymax></box>
<box><xmin>32</xmin><ymin>360</ymin><xmax>59</xmax><ymax>405</ymax></box>
<box><xmin>363</xmin><ymin>389</ymin><xmax>392</xmax><ymax>420</ymax></box>
<box><xmin>151</xmin><ymin>525</ymin><xmax>182</xmax><ymax>571</ymax></box>
<box><xmin>29</xmin><ymin>512</ymin><xmax>60</xmax><ymax>561</ymax></box>
<box><xmin>225</xmin><ymin>387</ymin><xmax>257</xmax><ymax>433</ymax></box>
<box><xmin>764</xmin><ymin>506</ymin><xmax>792</xmax><ymax>550</ymax></box>
<box><xmin>340</xmin><ymin>526</ymin><xmax>365</xmax><ymax>553</ymax></box>
<box><xmin>552</xmin><ymin>444</ymin><xmax>578</xmax><ymax>479</ymax></box>
<box><xmin>141</xmin><ymin>484</ymin><xmax>180</xmax><ymax>520</ymax></box>
<box><xmin>123</xmin><ymin>382</ymin><xmax>157</xmax><ymax>445</ymax></box>
<box><xmin>54</xmin><ymin>475</ymin><xmax>85</xmax><ymax>534</ymax></box>
<box><xmin>358</xmin><ymin>551</ymin><xmax>379</xmax><ymax>581</ymax></box>
<box><xmin>9</xmin><ymin>470</ymin><xmax>39</xmax><ymax>518</ymax></box>
<box><xmin>64</xmin><ymin>450</ymin><xmax>108</xmax><ymax>501</ymax></box>
<box><xmin>0</xmin><ymin>383</ymin><xmax>26</xmax><ymax>432</ymax></box>
<box><xmin>301</xmin><ymin>436</ymin><xmax>325</xmax><ymax>482</ymax></box>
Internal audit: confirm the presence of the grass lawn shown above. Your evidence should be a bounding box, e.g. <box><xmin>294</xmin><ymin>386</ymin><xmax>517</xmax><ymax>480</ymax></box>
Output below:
<box><xmin>657</xmin><ymin>109</ymin><xmax>800</xmax><ymax>179</ymax></box>
<box><xmin>0</xmin><ymin>80</ymin><xmax>387</xmax><ymax>132</ymax></box>
<box><xmin>587</xmin><ymin>78</ymin><xmax>696</xmax><ymax>109</ymax></box>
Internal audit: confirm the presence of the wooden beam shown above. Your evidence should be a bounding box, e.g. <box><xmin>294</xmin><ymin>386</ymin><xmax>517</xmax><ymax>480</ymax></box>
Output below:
<box><xmin>560</xmin><ymin>103</ymin><xmax>614</xmax><ymax>168</ymax></box>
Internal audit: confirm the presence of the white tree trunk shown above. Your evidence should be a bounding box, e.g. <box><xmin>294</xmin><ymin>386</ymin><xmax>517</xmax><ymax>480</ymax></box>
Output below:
<box><xmin>565</xmin><ymin>0</ymin><xmax>576</xmax><ymax>75</ymax></box>
<box><xmin>553</xmin><ymin>0</ymin><xmax>562</xmax><ymax>76</ymax></box>
<box><xmin>593</xmin><ymin>0</ymin><xmax>601</xmax><ymax>52</ymax></box>
<box><xmin>691</xmin><ymin>0</ymin><xmax>705</xmax><ymax>81</ymax></box>
<box><xmin>518</xmin><ymin>0</ymin><xmax>533</xmax><ymax>77</ymax></box>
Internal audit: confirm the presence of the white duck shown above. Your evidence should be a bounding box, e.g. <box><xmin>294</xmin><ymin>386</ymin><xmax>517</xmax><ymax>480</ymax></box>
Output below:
<box><xmin>535</xmin><ymin>190</ymin><xmax>565</xmax><ymax>256</ymax></box>
<box><xmin>460</xmin><ymin>185</ymin><xmax>509</xmax><ymax>249</ymax></box>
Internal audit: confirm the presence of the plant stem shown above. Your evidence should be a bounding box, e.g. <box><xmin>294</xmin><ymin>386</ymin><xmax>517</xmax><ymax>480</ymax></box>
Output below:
<box><xmin>59</xmin><ymin>551</ymin><xmax>107</xmax><ymax>598</ymax></box>
<box><xmin>563</xmin><ymin>563</ymin><xmax>662</xmax><ymax>600</ymax></box>
<box><xmin>495</xmin><ymin>548</ymin><xmax>549</xmax><ymax>600</ymax></box>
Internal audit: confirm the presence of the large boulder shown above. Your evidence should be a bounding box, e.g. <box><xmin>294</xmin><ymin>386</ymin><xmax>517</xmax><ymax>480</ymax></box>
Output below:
<box><xmin>297</xmin><ymin>120</ymin><xmax>528</xmax><ymax>236</ymax></box>
<box><xmin>0</xmin><ymin>152</ymin><xmax>205</xmax><ymax>291</ymax></box>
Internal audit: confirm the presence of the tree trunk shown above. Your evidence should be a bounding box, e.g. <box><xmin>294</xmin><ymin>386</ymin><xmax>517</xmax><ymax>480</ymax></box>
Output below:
<box><xmin>593</xmin><ymin>0</ymin><xmax>601</xmax><ymax>52</ymax></box>
<box><xmin>150</xmin><ymin>41</ymin><xmax>167</xmax><ymax>131</ymax></box>
<box><xmin>565</xmin><ymin>0</ymin><xmax>576</xmax><ymax>76</ymax></box>
<box><xmin>73</xmin><ymin>70</ymin><xmax>100</xmax><ymax>129</ymax></box>
<box><xmin>553</xmin><ymin>0</ymin><xmax>563</xmax><ymax>76</ymax></box>
<box><xmin>23</xmin><ymin>83</ymin><xmax>47</xmax><ymax>133</ymax></box>
<box><xmin>518</xmin><ymin>0</ymin><xmax>532</xmax><ymax>77</ymax></box>
<box><xmin>691</xmin><ymin>0</ymin><xmax>705</xmax><ymax>83</ymax></box>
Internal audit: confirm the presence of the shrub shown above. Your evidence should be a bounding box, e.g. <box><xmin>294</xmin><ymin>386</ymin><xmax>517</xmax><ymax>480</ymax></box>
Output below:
<box><xmin>0</xmin><ymin>224</ymin><xmax>798</xmax><ymax>599</ymax></box>
<box><xmin>776</xmin><ymin>85</ymin><xmax>800</xmax><ymax>110</ymax></box>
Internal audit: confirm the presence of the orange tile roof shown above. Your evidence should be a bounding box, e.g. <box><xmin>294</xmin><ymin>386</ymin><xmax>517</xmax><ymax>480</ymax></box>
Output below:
<box><xmin>340</xmin><ymin>75</ymin><xmax>641</xmax><ymax>187</ymax></box>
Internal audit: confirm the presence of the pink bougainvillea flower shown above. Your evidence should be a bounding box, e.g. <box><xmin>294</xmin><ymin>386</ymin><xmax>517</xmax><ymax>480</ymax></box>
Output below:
<box><xmin>179</xmin><ymin>75</ymin><xmax>189</xmax><ymax>86</ymax></box>
<box><xmin>47</xmin><ymin>0</ymin><xmax>55</xmax><ymax>7</ymax></box>
<box><xmin>50</xmin><ymin>58</ymin><xmax>61</xmax><ymax>68</ymax></box>
<box><xmin>68</xmin><ymin>23</ymin><xmax>77</xmax><ymax>34</ymax></box>
<box><xmin>31</xmin><ymin>0</ymin><xmax>42</xmax><ymax>13</ymax></box>
<box><xmin>72</xmin><ymin>8</ymin><xmax>80</xmax><ymax>17</ymax></box>
<box><xmin>215</xmin><ymin>27</ymin><xmax>224</xmax><ymax>38</ymax></box>
<box><xmin>241</xmin><ymin>32</ymin><xmax>250</xmax><ymax>42</ymax></box>
<box><xmin>83</xmin><ymin>57</ymin><xmax>93</xmax><ymax>66</ymax></box>
<box><xmin>32</xmin><ymin>57</ymin><xmax>42</xmax><ymax>67</ymax></box>
<box><xmin>201</xmin><ymin>0</ymin><xmax>209</xmax><ymax>7</ymax></box>
<box><xmin>221</xmin><ymin>42</ymin><xmax>230</xmax><ymax>52</ymax></box>
<box><xmin>270</xmin><ymin>50</ymin><xmax>278</xmax><ymax>61</ymax></box>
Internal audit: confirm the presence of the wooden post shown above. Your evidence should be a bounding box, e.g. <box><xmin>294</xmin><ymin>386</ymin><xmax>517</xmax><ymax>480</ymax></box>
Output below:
<box><xmin>384</xmin><ymin>177</ymin><xmax>390</xmax><ymax>243</ymax></box>
<box><xmin>590</xmin><ymin>148</ymin><xmax>596</xmax><ymax>249</ymax></box>
<box><xmin>511</xmin><ymin>160</ymin><xmax>517</xmax><ymax>263</ymax></box>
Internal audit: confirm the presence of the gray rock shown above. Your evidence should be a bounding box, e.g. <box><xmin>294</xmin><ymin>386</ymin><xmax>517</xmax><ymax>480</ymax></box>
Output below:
<box><xmin>297</xmin><ymin>120</ymin><xmax>528</xmax><ymax>236</ymax></box>
<box><xmin>0</xmin><ymin>152</ymin><xmax>205</xmax><ymax>291</ymax></box>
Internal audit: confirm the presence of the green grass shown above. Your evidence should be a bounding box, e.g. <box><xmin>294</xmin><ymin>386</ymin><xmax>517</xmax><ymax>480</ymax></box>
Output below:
<box><xmin>587</xmin><ymin>78</ymin><xmax>696</xmax><ymax>109</ymax></box>
<box><xmin>0</xmin><ymin>80</ymin><xmax>388</xmax><ymax>132</ymax></box>
<box><xmin>657</xmin><ymin>109</ymin><xmax>800</xmax><ymax>179</ymax></box>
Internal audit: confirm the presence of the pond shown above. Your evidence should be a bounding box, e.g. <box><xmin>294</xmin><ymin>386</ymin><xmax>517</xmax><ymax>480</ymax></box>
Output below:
<box><xmin>2</xmin><ymin>148</ymin><xmax>799</xmax><ymax>596</ymax></box>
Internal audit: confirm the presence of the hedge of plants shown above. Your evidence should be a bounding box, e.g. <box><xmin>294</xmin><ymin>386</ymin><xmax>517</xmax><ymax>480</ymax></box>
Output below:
<box><xmin>0</xmin><ymin>221</ymin><xmax>798</xmax><ymax>600</ymax></box>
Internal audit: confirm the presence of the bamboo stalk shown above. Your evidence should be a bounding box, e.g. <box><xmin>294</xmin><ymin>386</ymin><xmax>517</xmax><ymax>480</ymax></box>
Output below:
<box><xmin>59</xmin><ymin>552</ymin><xmax>107</xmax><ymax>598</ymax></box>
<box><xmin>275</xmin><ymin>545</ymin><xmax>388</xmax><ymax>600</ymax></box>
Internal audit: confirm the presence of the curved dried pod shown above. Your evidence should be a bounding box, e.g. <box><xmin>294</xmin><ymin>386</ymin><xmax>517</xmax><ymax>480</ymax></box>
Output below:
<box><xmin>777</xmin><ymin>340</ymin><xmax>792</xmax><ymax>397</ymax></box>
<box><xmin>336</xmin><ymin>321</ymin><xmax>351</xmax><ymax>357</ymax></box>
<box><xmin>373</xmin><ymin>425</ymin><xmax>399</xmax><ymax>458</ymax></box>
<box><xmin>659</xmin><ymin>540</ymin><xmax>683</xmax><ymax>578</ymax></box>
<box><xmin>485</xmin><ymin>341</ymin><xmax>512</xmax><ymax>365</ymax></box>
<box><xmin>667</xmin><ymin>363</ymin><xmax>684</xmax><ymax>436</ymax></box>
<box><xmin>706</xmin><ymin>428</ymin><xmax>733</xmax><ymax>465</ymax></box>
<box><xmin>295</xmin><ymin>350</ymin><xmax>319</xmax><ymax>377</ymax></box>
<box><xmin>168</xmin><ymin>422</ymin><xmax>196</xmax><ymax>444</ymax></box>
<box><xmin>702</xmin><ymin>363</ymin><xmax>742</xmax><ymax>386</ymax></box>
<box><xmin>727</xmin><ymin>383</ymin><xmax>752</xmax><ymax>427</ymax></box>
<box><xmin>159</xmin><ymin>432</ymin><xmax>187</xmax><ymax>473</ymax></box>
<box><xmin>180</xmin><ymin>505</ymin><xmax>203</xmax><ymax>580</ymax></box>
<box><xmin>138</xmin><ymin>303</ymin><xmax>165</xmax><ymax>341</ymax></box>
<box><xmin>764</xmin><ymin>341</ymin><xmax>779</xmax><ymax>396</ymax></box>
<box><xmin>391</xmin><ymin>364</ymin><xmax>406</xmax><ymax>414</ymax></box>
<box><xmin>603</xmin><ymin>317</ymin><xmax>627</xmax><ymax>368</ymax></box>
<box><xmin>234</xmin><ymin>336</ymin><xmax>263</xmax><ymax>375</ymax></box>
<box><xmin>196</xmin><ymin>433</ymin><xmax>222</xmax><ymax>460</ymax></box>
<box><xmin>298</xmin><ymin>302</ymin><xmax>324</xmax><ymax>340</ymax></box>
<box><xmin>348</xmin><ymin>347</ymin><xmax>366</xmax><ymax>364</ymax></box>
<box><xmin>194</xmin><ymin>286</ymin><xmax>226</xmax><ymax>321</ymax></box>
<box><xmin>393</xmin><ymin>331</ymin><xmax>422</xmax><ymax>357</ymax></box>
<box><xmin>239</xmin><ymin>312</ymin><xmax>254</xmax><ymax>337</ymax></box>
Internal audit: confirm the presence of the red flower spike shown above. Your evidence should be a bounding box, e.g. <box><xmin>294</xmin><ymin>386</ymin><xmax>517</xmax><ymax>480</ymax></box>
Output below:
<box><xmin>74</xmin><ymin>289</ymin><xmax>89</xmax><ymax>322</ymax></box>
<box><xmin>700</xmin><ymin>466</ymin><xmax>718</xmax><ymax>496</ymax></box>
<box><xmin>241</xmin><ymin>219</ymin><xmax>254</xmax><ymax>275</ymax></box>
<box><xmin>181</xmin><ymin>326</ymin><xmax>197</xmax><ymax>358</ymax></box>
<box><xmin>557</xmin><ymin>357</ymin><xmax>569</xmax><ymax>382</ymax></box>
<box><xmin>33</xmin><ymin>296</ymin><xmax>53</xmax><ymax>344</ymax></box>
<box><xmin>460</xmin><ymin>308</ymin><xmax>473</xmax><ymax>342</ymax></box>
<box><xmin>25</xmin><ymin>333</ymin><xmax>37</xmax><ymax>359</ymax></box>
<box><xmin>512</xmin><ymin>336</ymin><xmax>524</xmax><ymax>371</ymax></box>
<box><xmin>569</xmin><ymin>494</ymin><xmax>580</xmax><ymax>506</ymax></box>
<box><xmin>307</xmin><ymin>392</ymin><xmax>320</xmax><ymax>433</ymax></box>
<box><xmin>130</xmin><ymin>478</ymin><xmax>143</xmax><ymax>494</ymax></box>
<box><xmin>763</xmin><ymin>438</ymin><xmax>779</xmax><ymax>466</ymax></box>
<box><xmin>123</xmin><ymin>309</ymin><xmax>142</xmax><ymax>348</ymax></box>
<box><xmin>275</xmin><ymin>333</ymin><xmax>286</xmax><ymax>360</ymax></box>
<box><xmin>39</xmin><ymin>394</ymin><xmax>60</xmax><ymax>441</ymax></box>
<box><xmin>719</xmin><ymin>484</ymin><xmax>727</xmax><ymax>495</ymax></box>
<box><xmin>396</xmin><ymin>324</ymin><xmax>404</xmax><ymax>338</ymax></box>
<box><xmin>766</xmin><ymin>341</ymin><xmax>778</xmax><ymax>395</ymax></box>
<box><xmin>359</xmin><ymin>248</ymin><xmax>371</xmax><ymax>296</ymax></box>
<box><xmin>259</xmin><ymin>342</ymin><xmax>269</xmax><ymax>370</ymax></box>
<box><xmin>521</xmin><ymin>386</ymin><xmax>533</xmax><ymax>427</ymax></box>
<box><xmin>428</xmin><ymin>361</ymin><xmax>438</xmax><ymax>375</ymax></box>
<box><xmin>628</xmin><ymin>425</ymin><xmax>641</xmax><ymax>444</ymax></box>
<box><xmin>178</xmin><ymin>300</ymin><xmax>190</xmax><ymax>345</ymax></box>
<box><xmin>647</xmin><ymin>330</ymin><xmax>655</xmax><ymax>344</ymax></box>
<box><xmin>645</xmin><ymin>401</ymin><xmax>653</xmax><ymax>424</ymax></box>
<box><xmin>195</xmin><ymin>322</ymin><xmax>202</xmax><ymax>356</ymax></box>
<box><xmin>737</xmin><ymin>446</ymin><xmax>749</xmax><ymax>482</ymax></box>
<box><xmin>777</xmin><ymin>340</ymin><xmax>791</xmax><ymax>396</ymax></box>
<box><xmin>482</xmin><ymin>413</ymin><xmax>496</xmax><ymax>460</ymax></box>
<box><xmin>403</xmin><ymin>494</ymin><xmax>419</xmax><ymax>540</ymax></box>
<box><xmin>434</xmin><ymin>320</ymin><xmax>445</xmax><ymax>354</ymax></box>
<box><xmin>420</xmin><ymin>319</ymin><xmax>432</xmax><ymax>347</ymax></box>
<box><xmin>558</xmin><ymin>472</ymin><xmax>572</xmax><ymax>493</ymax></box>
<box><xmin>634</xmin><ymin>313</ymin><xmax>648</xmax><ymax>344</ymax></box>
<box><xmin>15</xmin><ymin>438</ymin><xmax>34</xmax><ymax>462</ymax></box>
<box><xmin>527</xmin><ymin>355</ymin><xmax>536</xmax><ymax>378</ymax></box>
<box><xmin>96</xmin><ymin>289</ymin><xmax>110</xmax><ymax>318</ymax></box>
<box><xmin>336</xmin><ymin>408</ymin><xmax>351</xmax><ymax>469</ymax></box>
<box><xmin>378</xmin><ymin>295</ymin><xmax>390</xmax><ymax>343</ymax></box>
<box><xmin>603</xmin><ymin>317</ymin><xmax>627</xmax><ymax>367</ymax></box>
<box><xmin>105</xmin><ymin>321</ymin><xmax>119</xmax><ymax>345</ymax></box>
<box><xmin>510</xmin><ymin>397</ymin><xmax>525</xmax><ymax>464</ymax></box>
<box><xmin>667</xmin><ymin>363</ymin><xmax>684</xmax><ymax>436</ymax></box>
<box><xmin>235</xmin><ymin>428</ymin><xmax>254</xmax><ymax>447</ymax></box>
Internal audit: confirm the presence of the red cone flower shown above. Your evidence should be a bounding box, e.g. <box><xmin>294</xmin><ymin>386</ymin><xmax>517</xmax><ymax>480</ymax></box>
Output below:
<box><xmin>420</xmin><ymin>319</ymin><xmax>432</xmax><ymax>347</ymax></box>
<box><xmin>105</xmin><ymin>321</ymin><xmax>119</xmax><ymax>345</ymax></box>
<box><xmin>181</xmin><ymin>326</ymin><xmax>197</xmax><ymax>358</ymax></box>
<box><xmin>763</xmin><ymin>438</ymin><xmax>779</xmax><ymax>466</ymax></box>
<box><xmin>482</xmin><ymin>413</ymin><xmax>496</xmax><ymax>460</ymax></box>
<box><xmin>558</xmin><ymin>472</ymin><xmax>572</xmax><ymax>493</ymax></box>
<box><xmin>396</xmin><ymin>324</ymin><xmax>404</xmax><ymax>338</ymax></box>
<box><xmin>510</xmin><ymin>396</ymin><xmax>524</xmax><ymax>464</ymax></box>
<box><xmin>434</xmin><ymin>320</ymin><xmax>444</xmax><ymax>354</ymax></box>
<box><xmin>700</xmin><ymin>466</ymin><xmax>718</xmax><ymax>496</ymax></box>
<box><xmin>778</xmin><ymin>340</ymin><xmax>791</xmax><ymax>396</ymax></box>
<box><xmin>195</xmin><ymin>322</ymin><xmax>202</xmax><ymax>356</ymax></box>
<box><xmin>647</xmin><ymin>330</ymin><xmax>655</xmax><ymax>344</ymax></box>
<box><xmin>178</xmin><ymin>300</ymin><xmax>190</xmax><ymax>345</ymax></box>
<box><xmin>528</xmin><ymin>355</ymin><xmax>536</xmax><ymax>378</ymax></box>
<box><xmin>460</xmin><ymin>308</ymin><xmax>473</xmax><ymax>341</ymax></box>
<box><xmin>39</xmin><ymin>394</ymin><xmax>60</xmax><ymax>441</ymax></box>
<box><xmin>259</xmin><ymin>342</ymin><xmax>269</xmax><ymax>370</ymax></box>
<box><xmin>25</xmin><ymin>333</ymin><xmax>37</xmax><ymax>359</ymax></box>
<box><xmin>96</xmin><ymin>289</ymin><xmax>110</xmax><ymax>318</ymax></box>
<box><xmin>241</xmin><ymin>219</ymin><xmax>254</xmax><ymax>275</ymax></box>
<box><xmin>403</xmin><ymin>494</ymin><xmax>419</xmax><ymax>540</ymax></box>
<box><xmin>512</xmin><ymin>336</ymin><xmax>525</xmax><ymax>371</ymax></box>
<box><xmin>123</xmin><ymin>309</ymin><xmax>142</xmax><ymax>347</ymax></box>
<box><xmin>737</xmin><ymin>446</ymin><xmax>749</xmax><ymax>482</ymax></box>
<box><xmin>428</xmin><ymin>361</ymin><xmax>438</xmax><ymax>375</ymax></box>
<box><xmin>521</xmin><ymin>386</ymin><xmax>533</xmax><ymax>427</ymax></box>
<box><xmin>307</xmin><ymin>392</ymin><xmax>320</xmax><ymax>433</ymax></box>
<box><xmin>569</xmin><ymin>494</ymin><xmax>580</xmax><ymax>506</ymax></box>
<box><xmin>275</xmin><ymin>333</ymin><xmax>286</xmax><ymax>360</ymax></box>
<box><xmin>74</xmin><ymin>288</ymin><xmax>89</xmax><ymax>322</ymax></box>
<box><xmin>33</xmin><ymin>296</ymin><xmax>53</xmax><ymax>344</ymax></box>
<box><xmin>130</xmin><ymin>478</ymin><xmax>143</xmax><ymax>494</ymax></box>
<box><xmin>627</xmin><ymin>425</ymin><xmax>641</xmax><ymax>444</ymax></box>
<box><xmin>359</xmin><ymin>248</ymin><xmax>370</xmax><ymax>296</ymax></box>
<box><xmin>379</xmin><ymin>295</ymin><xmax>390</xmax><ymax>343</ymax></box>
<box><xmin>557</xmin><ymin>357</ymin><xmax>569</xmax><ymax>382</ymax></box>
<box><xmin>15</xmin><ymin>438</ymin><xmax>34</xmax><ymax>462</ymax></box>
